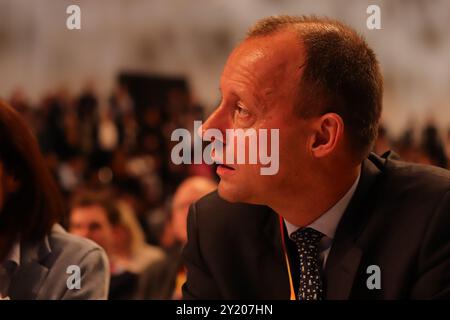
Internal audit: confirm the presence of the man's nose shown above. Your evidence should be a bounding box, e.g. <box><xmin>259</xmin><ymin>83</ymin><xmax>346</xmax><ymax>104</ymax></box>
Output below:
<box><xmin>200</xmin><ymin>107</ymin><xmax>228</xmax><ymax>141</ymax></box>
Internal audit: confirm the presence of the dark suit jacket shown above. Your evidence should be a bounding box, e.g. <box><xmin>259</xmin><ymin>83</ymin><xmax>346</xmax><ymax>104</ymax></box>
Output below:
<box><xmin>182</xmin><ymin>152</ymin><xmax>450</xmax><ymax>299</ymax></box>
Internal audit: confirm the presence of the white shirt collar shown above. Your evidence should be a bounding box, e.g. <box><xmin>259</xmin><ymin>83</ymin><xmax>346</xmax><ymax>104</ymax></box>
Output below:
<box><xmin>285</xmin><ymin>172</ymin><xmax>360</xmax><ymax>240</ymax></box>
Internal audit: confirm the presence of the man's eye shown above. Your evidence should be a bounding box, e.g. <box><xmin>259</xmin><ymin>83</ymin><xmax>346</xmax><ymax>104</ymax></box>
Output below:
<box><xmin>235</xmin><ymin>102</ymin><xmax>250</xmax><ymax>117</ymax></box>
<box><xmin>89</xmin><ymin>223</ymin><xmax>101</xmax><ymax>231</ymax></box>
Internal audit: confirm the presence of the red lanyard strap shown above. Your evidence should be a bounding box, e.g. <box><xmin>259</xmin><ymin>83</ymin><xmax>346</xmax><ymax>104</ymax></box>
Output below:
<box><xmin>279</xmin><ymin>215</ymin><xmax>296</xmax><ymax>300</ymax></box>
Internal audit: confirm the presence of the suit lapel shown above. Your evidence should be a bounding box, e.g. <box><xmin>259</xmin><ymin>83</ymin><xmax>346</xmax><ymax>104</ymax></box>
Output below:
<box><xmin>324</xmin><ymin>155</ymin><xmax>384</xmax><ymax>299</ymax></box>
<box><xmin>323</xmin><ymin>235</ymin><xmax>363</xmax><ymax>299</ymax></box>
<box><xmin>9</xmin><ymin>235</ymin><xmax>52</xmax><ymax>300</ymax></box>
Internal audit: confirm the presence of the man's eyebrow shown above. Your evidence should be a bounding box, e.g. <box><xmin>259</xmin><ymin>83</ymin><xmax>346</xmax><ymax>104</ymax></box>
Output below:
<box><xmin>219</xmin><ymin>86</ymin><xmax>256</xmax><ymax>106</ymax></box>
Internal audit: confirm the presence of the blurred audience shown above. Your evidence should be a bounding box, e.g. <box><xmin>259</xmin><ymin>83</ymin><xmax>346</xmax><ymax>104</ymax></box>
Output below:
<box><xmin>114</xmin><ymin>198</ymin><xmax>167</xmax><ymax>299</ymax></box>
<box><xmin>69</xmin><ymin>189</ymin><xmax>167</xmax><ymax>299</ymax></box>
<box><xmin>421</xmin><ymin>125</ymin><xmax>448</xmax><ymax>168</ymax></box>
<box><xmin>159</xmin><ymin>176</ymin><xmax>217</xmax><ymax>299</ymax></box>
<box><xmin>5</xmin><ymin>82</ymin><xmax>210</xmax><ymax>244</ymax></box>
<box><xmin>374</xmin><ymin>122</ymin><xmax>449</xmax><ymax>169</ymax></box>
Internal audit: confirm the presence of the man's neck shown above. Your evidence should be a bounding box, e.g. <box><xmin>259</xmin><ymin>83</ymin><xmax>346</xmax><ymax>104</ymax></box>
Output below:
<box><xmin>270</xmin><ymin>165</ymin><xmax>361</xmax><ymax>227</ymax></box>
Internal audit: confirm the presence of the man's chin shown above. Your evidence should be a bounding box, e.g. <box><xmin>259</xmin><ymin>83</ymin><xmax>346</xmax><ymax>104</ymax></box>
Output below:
<box><xmin>217</xmin><ymin>181</ymin><xmax>261</xmax><ymax>205</ymax></box>
<box><xmin>217</xmin><ymin>182</ymin><xmax>246</xmax><ymax>203</ymax></box>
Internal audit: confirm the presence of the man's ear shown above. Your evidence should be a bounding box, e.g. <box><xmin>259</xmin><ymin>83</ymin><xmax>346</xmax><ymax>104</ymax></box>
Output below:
<box><xmin>309</xmin><ymin>113</ymin><xmax>344</xmax><ymax>158</ymax></box>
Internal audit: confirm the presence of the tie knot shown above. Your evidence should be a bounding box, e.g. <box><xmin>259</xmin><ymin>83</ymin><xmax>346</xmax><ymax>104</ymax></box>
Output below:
<box><xmin>290</xmin><ymin>227</ymin><xmax>324</xmax><ymax>246</ymax></box>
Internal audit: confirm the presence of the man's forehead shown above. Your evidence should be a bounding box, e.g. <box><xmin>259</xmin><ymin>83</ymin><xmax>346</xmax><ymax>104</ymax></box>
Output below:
<box><xmin>222</xmin><ymin>31</ymin><xmax>305</xmax><ymax>87</ymax></box>
<box><xmin>73</xmin><ymin>205</ymin><xmax>107</xmax><ymax>217</ymax></box>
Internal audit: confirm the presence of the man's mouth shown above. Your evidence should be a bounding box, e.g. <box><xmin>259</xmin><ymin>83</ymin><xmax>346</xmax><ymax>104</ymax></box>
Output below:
<box><xmin>212</xmin><ymin>150</ymin><xmax>236</xmax><ymax>171</ymax></box>
<box><xmin>218</xmin><ymin>163</ymin><xmax>235</xmax><ymax>170</ymax></box>
<box><xmin>216</xmin><ymin>163</ymin><xmax>236</xmax><ymax>176</ymax></box>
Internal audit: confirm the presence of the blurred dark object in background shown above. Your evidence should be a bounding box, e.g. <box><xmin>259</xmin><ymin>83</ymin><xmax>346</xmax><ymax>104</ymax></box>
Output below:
<box><xmin>421</xmin><ymin>124</ymin><xmax>448</xmax><ymax>169</ymax></box>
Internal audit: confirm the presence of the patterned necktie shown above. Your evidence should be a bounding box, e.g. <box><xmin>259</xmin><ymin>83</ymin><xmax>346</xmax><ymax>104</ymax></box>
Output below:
<box><xmin>290</xmin><ymin>227</ymin><xmax>324</xmax><ymax>300</ymax></box>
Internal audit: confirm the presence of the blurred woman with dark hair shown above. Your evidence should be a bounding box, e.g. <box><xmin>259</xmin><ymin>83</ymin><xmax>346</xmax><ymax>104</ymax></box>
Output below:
<box><xmin>0</xmin><ymin>100</ymin><xmax>109</xmax><ymax>299</ymax></box>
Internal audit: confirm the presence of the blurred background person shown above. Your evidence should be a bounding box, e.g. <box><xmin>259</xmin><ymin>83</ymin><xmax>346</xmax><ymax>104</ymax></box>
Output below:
<box><xmin>373</xmin><ymin>125</ymin><xmax>391</xmax><ymax>156</ymax></box>
<box><xmin>69</xmin><ymin>189</ymin><xmax>167</xmax><ymax>299</ymax></box>
<box><xmin>69</xmin><ymin>191</ymin><xmax>134</xmax><ymax>299</ymax></box>
<box><xmin>114</xmin><ymin>197</ymin><xmax>168</xmax><ymax>299</ymax></box>
<box><xmin>0</xmin><ymin>100</ymin><xmax>109</xmax><ymax>299</ymax></box>
<box><xmin>420</xmin><ymin>124</ymin><xmax>448</xmax><ymax>169</ymax></box>
<box><xmin>159</xmin><ymin>176</ymin><xmax>217</xmax><ymax>299</ymax></box>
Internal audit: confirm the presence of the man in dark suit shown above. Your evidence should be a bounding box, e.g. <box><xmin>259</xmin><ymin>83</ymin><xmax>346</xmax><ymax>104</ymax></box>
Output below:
<box><xmin>182</xmin><ymin>15</ymin><xmax>450</xmax><ymax>300</ymax></box>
